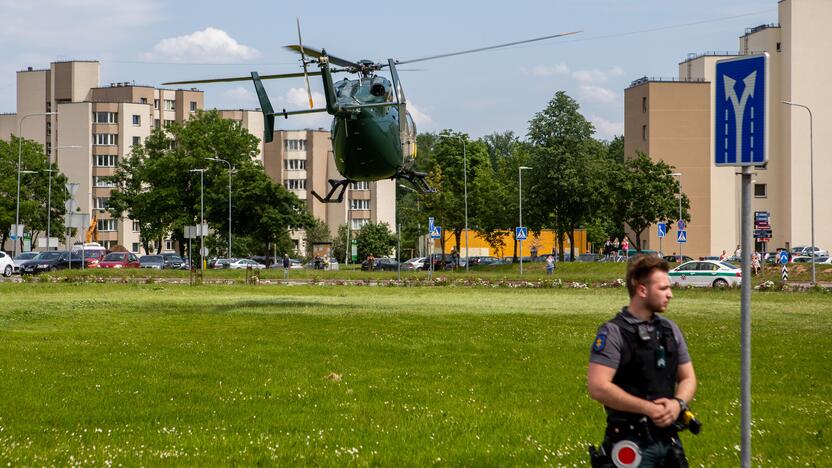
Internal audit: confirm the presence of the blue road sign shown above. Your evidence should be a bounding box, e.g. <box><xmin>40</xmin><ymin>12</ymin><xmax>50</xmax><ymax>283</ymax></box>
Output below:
<box><xmin>428</xmin><ymin>217</ymin><xmax>434</xmax><ymax>233</ymax></box>
<box><xmin>677</xmin><ymin>220</ymin><xmax>685</xmax><ymax>230</ymax></box>
<box><xmin>657</xmin><ymin>223</ymin><xmax>667</xmax><ymax>239</ymax></box>
<box><xmin>677</xmin><ymin>230</ymin><xmax>687</xmax><ymax>243</ymax></box>
<box><xmin>715</xmin><ymin>54</ymin><xmax>768</xmax><ymax>166</ymax></box>
<box><xmin>516</xmin><ymin>227</ymin><xmax>528</xmax><ymax>240</ymax></box>
<box><xmin>430</xmin><ymin>226</ymin><xmax>441</xmax><ymax>239</ymax></box>
<box><xmin>779</xmin><ymin>250</ymin><xmax>789</xmax><ymax>265</ymax></box>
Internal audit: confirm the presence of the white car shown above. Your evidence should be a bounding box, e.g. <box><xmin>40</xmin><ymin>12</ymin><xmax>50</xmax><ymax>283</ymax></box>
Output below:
<box><xmin>0</xmin><ymin>251</ymin><xmax>15</xmax><ymax>277</ymax></box>
<box><xmin>669</xmin><ymin>260</ymin><xmax>742</xmax><ymax>288</ymax></box>
<box><xmin>401</xmin><ymin>257</ymin><xmax>426</xmax><ymax>271</ymax></box>
<box><xmin>227</xmin><ymin>258</ymin><xmax>266</xmax><ymax>270</ymax></box>
<box><xmin>791</xmin><ymin>246</ymin><xmax>829</xmax><ymax>258</ymax></box>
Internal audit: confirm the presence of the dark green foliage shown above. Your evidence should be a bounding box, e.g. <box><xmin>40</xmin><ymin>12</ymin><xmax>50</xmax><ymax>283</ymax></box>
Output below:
<box><xmin>355</xmin><ymin>222</ymin><xmax>396</xmax><ymax>259</ymax></box>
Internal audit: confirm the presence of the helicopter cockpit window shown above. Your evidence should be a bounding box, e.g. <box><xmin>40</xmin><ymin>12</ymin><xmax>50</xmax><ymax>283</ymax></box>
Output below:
<box><xmin>406</xmin><ymin>113</ymin><xmax>416</xmax><ymax>136</ymax></box>
<box><xmin>334</xmin><ymin>79</ymin><xmax>358</xmax><ymax>99</ymax></box>
<box><xmin>370</xmin><ymin>83</ymin><xmax>386</xmax><ymax>97</ymax></box>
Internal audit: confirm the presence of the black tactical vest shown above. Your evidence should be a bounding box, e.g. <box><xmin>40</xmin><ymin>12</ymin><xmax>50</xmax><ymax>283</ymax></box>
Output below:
<box><xmin>606</xmin><ymin>312</ymin><xmax>679</xmax><ymax>420</ymax></box>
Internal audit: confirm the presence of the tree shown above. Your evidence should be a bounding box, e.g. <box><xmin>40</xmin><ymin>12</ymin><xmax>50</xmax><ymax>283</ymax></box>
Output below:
<box><xmin>355</xmin><ymin>222</ymin><xmax>396</xmax><ymax>259</ymax></box>
<box><xmin>0</xmin><ymin>137</ymin><xmax>69</xmax><ymax>252</ymax></box>
<box><xmin>614</xmin><ymin>152</ymin><xmax>690</xmax><ymax>252</ymax></box>
<box><xmin>331</xmin><ymin>224</ymin><xmax>350</xmax><ymax>263</ymax></box>
<box><xmin>525</xmin><ymin>91</ymin><xmax>605</xmax><ymax>260</ymax></box>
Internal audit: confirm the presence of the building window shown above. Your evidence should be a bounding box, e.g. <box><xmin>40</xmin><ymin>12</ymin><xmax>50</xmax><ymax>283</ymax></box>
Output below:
<box><xmin>132</xmin><ymin>115</ymin><xmax>141</xmax><ymax>126</ymax></box>
<box><xmin>165</xmin><ymin>239</ymin><xmax>174</xmax><ymax>250</ymax></box>
<box><xmin>285</xmin><ymin>159</ymin><xmax>306</xmax><ymax>170</ymax></box>
<box><xmin>164</xmin><ymin>99</ymin><xmax>175</xmax><ymax>111</ymax></box>
<box><xmin>132</xmin><ymin>221</ymin><xmax>140</xmax><ymax>232</ymax></box>
<box><xmin>97</xmin><ymin>219</ymin><xmax>117</xmax><ymax>231</ymax></box>
<box><xmin>154</xmin><ymin>99</ymin><xmax>159</xmax><ymax>109</ymax></box>
<box><xmin>351</xmin><ymin>218</ymin><xmax>370</xmax><ymax>230</ymax></box>
<box><xmin>100</xmin><ymin>240</ymin><xmax>115</xmax><ymax>250</ymax></box>
<box><xmin>642</xmin><ymin>125</ymin><xmax>648</xmax><ymax>141</ymax></box>
<box><xmin>93</xmin><ymin>176</ymin><xmax>115</xmax><ymax>188</ymax></box>
<box><xmin>132</xmin><ymin>136</ymin><xmax>141</xmax><ymax>147</ymax></box>
<box><xmin>164</xmin><ymin>119</ymin><xmax>174</xmax><ymax>128</ymax></box>
<box><xmin>284</xmin><ymin>139</ymin><xmax>307</xmax><ymax>151</ymax></box>
<box><xmin>754</xmin><ymin>183</ymin><xmax>767</xmax><ymax>198</ymax></box>
<box><xmin>776</xmin><ymin>42</ymin><xmax>781</xmax><ymax>52</ymax></box>
<box><xmin>140</xmin><ymin>97</ymin><xmax>148</xmax><ymax>104</ymax></box>
<box><xmin>93</xmin><ymin>197</ymin><xmax>109</xmax><ymax>210</ymax></box>
<box><xmin>94</xmin><ymin>154</ymin><xmax>118</xmax><ymax>167</ymax></box>
<box><xmin>350</xmin><ymin>199</ymin><xmax>370</xmax><ymax>210</ymax></box>
<box><xmin>93</xmin><ymin>133</ymin><xmax>117</xmax><ymax>146</ymax></box>
<box><xmin>131</xmin><ymin>242</ymin><xmax>140</xmax><ymax>252</ymax></box>
<box><xmin>190</xmin><ymin>101</ymin><xmax>197</xmax><ymax>112</ymax></box>
<box><xmin>350</xmin><ymin>181</ymin><xmax>370</xmax><ymax>190</ymax></box>
<box><xmin>92</xmin><ymin>112</ymin><xmax>118</xmax><ymax>124</ymax></box>
<box><xmin>642</xmin><ymin>97</ymin><xmax>647</xmax><ymax>113</ymax></box>
<box><xmin>285</xmin><ymin>179</ymin><xmax>306</xmax><ymax>190</ymax></box>
<box><xmin>155</xmin><ymin>118</ymin><xmax>160</xmax><ymax>128</ymax></box>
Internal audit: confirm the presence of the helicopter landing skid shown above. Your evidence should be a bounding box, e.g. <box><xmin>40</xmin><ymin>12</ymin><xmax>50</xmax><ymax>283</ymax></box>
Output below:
<box><xmin>311</xmin><ymin>179</ymin><xmax>352</xmax><ymax>204</ymax></box>
<box><xmin>396</xmin><ymin>170</ymin><xmax>435</xmax><ymax>194</ymax></box>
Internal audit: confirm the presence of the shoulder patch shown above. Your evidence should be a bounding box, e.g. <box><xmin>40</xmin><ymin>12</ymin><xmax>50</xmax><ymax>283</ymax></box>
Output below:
<box><xmin>592</xmin><ymin>334</ymin><xmax>607</xmax><ymax>352</ymax></box>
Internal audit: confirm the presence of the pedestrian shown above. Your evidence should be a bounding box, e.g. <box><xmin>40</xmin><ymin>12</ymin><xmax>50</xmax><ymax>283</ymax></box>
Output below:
<box><xmin>621</xmin><ymin>238</ymin><xmax>630</xmax><ymax>259</ymax></box>
<box><xmin>531</xmin><ymin>245</ymin><xmax>538</xmax><ymax>261</ymax></box>
<box><xmin>546</xmin><ymin>255</ymin><xmax>555</xmax><ymax>275</ymax></box>
<box><xmin>367</xmin><ymin>254</ymin><xmax>375</xmax><ymax>271</ymax></box>
<box><xmin>613</xmin><ymin>238</ymin><xmax>620</xmax><ymax>254</ymax></box>
<box><xmin>734</xmin><ymin>245</ymin><xmax>741</xmax><ymax>259</ymax></box>
<box><xmin>604</xmin><ymin>239</ymin><xmax>612</xmax><ymax>260</ymax></box>
<box><xmin>282</xmin><ymin>254</ymin><xmax>290</xmax><ymax>280</ymax></box>
<box><xmin>719</xmin><ymin>250</ymin><xmax>727</xmax><ymax>261</ymax></box>
<box><xmin>587</xmin><ymin>255</ymin><xmax>697</xmax><ymax>466</ymax></box>
<box><xmin>752</xmin><ymin>252</ymin><xmax>761</xmax><ymax>276</ymax></box>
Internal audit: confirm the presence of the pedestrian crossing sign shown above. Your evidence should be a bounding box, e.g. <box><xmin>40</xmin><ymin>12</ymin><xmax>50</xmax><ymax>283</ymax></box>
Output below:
<box><xmin>516</xmin><ymin>227</ymin><xmax>528</xmax><ymax>240</ymax></box>
<box><xmin>430</xmin><ymin>226</ymin><xmax>441</xmax><ymax>239</ymax></box>
<box><xmin>677</xmin><ymin>230</ymin><xmax>687</xmax><ymax>243</ymax></box>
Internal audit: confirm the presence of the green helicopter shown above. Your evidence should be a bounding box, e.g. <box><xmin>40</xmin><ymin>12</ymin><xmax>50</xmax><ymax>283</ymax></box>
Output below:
<box><xmin>163</xmin><ymin>22</ymin><xmax>579</xmax><ymax>203</ymax></box>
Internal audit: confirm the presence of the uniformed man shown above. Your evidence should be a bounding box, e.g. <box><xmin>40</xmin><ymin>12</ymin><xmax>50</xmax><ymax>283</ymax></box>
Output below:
<box><xmin>587</xmin><ymin>255</ymin><xmax>697</xmax><ymax>467</ymax></box>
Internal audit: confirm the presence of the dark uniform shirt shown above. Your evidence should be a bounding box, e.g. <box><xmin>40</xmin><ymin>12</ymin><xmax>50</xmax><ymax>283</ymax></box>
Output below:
<box><xmin>590</xmin><ymin>307</ymin><xmax>691</xmax><ymax>369</ymax></box>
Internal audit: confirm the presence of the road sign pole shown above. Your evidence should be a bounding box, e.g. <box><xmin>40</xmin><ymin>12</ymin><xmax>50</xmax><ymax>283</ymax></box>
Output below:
<box><xmin>740</xmin><ymin>164</ymin><xmax>753</xmax><ymax>467</ymax></box>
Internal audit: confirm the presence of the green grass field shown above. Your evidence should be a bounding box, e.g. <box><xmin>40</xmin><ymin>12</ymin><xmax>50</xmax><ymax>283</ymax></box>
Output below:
<box><xmin>0</xmin><ymin>283</ymin><xmax>829</xmax><ymax>466</ymax></box>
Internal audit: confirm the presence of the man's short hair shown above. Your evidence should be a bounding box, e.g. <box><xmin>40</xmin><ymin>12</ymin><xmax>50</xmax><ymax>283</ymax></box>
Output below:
<box><xmin>626</xmin><ymin>254</ymin><xmax>670</xmax><ymax>298</ymax></box>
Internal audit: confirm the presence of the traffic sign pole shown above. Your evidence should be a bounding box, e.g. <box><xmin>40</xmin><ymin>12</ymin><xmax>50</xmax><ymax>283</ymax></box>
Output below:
<box><xmin>740</xmin><ymin>165</ymin><xmax>753</xmax><ymax>468</ymax></box>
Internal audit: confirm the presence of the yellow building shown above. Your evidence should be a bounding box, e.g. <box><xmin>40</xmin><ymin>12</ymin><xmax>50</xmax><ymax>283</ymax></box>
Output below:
<box><xmin>431</xmin><ymin>229</ymin><xmax>589</xmax><ymax>258</ymax></box>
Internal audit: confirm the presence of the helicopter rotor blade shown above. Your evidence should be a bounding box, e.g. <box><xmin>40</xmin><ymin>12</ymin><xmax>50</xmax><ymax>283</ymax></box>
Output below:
<box><xmin>161</xmin><ymin>71</ymin><xmax>322</xmax><ymax>86</ymax></box>
<box><xmin>296</xmin><ymin>18</ymin><xmax>314</xmax><ymax>109</ymax></box>
<box><xmin>394</xmin><ymin>30</ymin><xmax>582</xmax><ymax>65</ymax></box>
<box><xmin>284</xmin><ymin>45</ymin><xmax>359</xmax><ymax>68</ymax></box>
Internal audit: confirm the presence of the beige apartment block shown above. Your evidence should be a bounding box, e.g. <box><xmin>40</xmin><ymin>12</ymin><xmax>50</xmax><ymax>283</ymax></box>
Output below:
<box><xmin>263</xmin><ymin>129</ymin><xmax>396</xmax><ymax>254</ymax></box>
<box><xmin>1</xmin><ymin>60</ymin><xmax>204</xmax><ymax>254</ymax></box>
<box><xmin>625</xmin><ymin>0</ymin><xmax>832</xmax><ymax>258</ymax></box>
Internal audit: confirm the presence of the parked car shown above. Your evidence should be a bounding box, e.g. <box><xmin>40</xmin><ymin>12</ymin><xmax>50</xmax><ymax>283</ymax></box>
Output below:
<box><xmin>699</xmin><ymin>256</ymin><xmax>721</xmax><ymax>261</ymax></box>
<box><xmin>468</xmin><ymin>256</ymin><xmax>503</xmax><ymax>266</ymax></box>
<box><xmin>12</xmin><ymin>251</ymin><xmax>38</xmax><ymax>273</ymax></box>
<box><xmin>228</xmin><ymin>258</ymin><xmax>266</xmax><ymax>270</ymax></box>
<box><xmin>98</xmin><ymin>252</ymin><xmax>141</xmax><ymax>269</ymax></box>
<box><xmin>268</xmin><ymin>258</ymin><xmax>303</xmax><ymax>269</ymax></box>
<box><xmin>421</xmin><ymin>253</ymin><xmax>456</xmax><ymax>270</ymax></box>
<box><xmin>791</xmin><ymin>256</ymin><xmax>817</xmax><ymax>263</ymax></box>
<box><xmin>72</xmin><ymin>243</ymin><xmax>108</xmax><ymax>268</ymax></box>
<box><xmin>0</xmin><ymin>251</ymin><xmax>15</xmax><ymax>277</ymax></box>
<box><xmin>576</xmin><ymin>253</ymin><xmax>600</xmax><ymax>262</ymax></box>
<box><xmin>19</xmin><ymin>251</ymin><xmax>84</xmax><ymax>274</ymax></box>
<box><xmin>791</xmin><ymin>246</ymin><xmax>829</xmax><ymax>258</ymax></box>
<box><xmin>161</xmin><ymin>252</ymin><xmax>186</xmax><ymax>269</ymax></box>
<box><xmin>139</xmin><ymin>255</ymin><xmax>166</xmax><ymax>269</ymax></box>
<box><xmin>362</xmin><ymin>257</ymin><xmax>399</xmax><ymax>271</ymax></box>
<box><xmin>401</xmin><ymin>257</ymin><xmax>426</xmax><ymax>271</ymax></box>
<box><xmin>663</xmin><ymin>255</ymin><xmax>694</xmax><ymax>264</ymax></box>
<box><xmin>669</xmin><ymin>260</ymin><xmax>742</xmax><ymax>288</ymax></box>
<box><xmin>212</xmin><ymin>258</ymin><xmax>237</xmax><ymax>269</ymax></box>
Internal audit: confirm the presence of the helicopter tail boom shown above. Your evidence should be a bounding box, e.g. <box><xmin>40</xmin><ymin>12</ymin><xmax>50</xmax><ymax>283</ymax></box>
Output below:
<box><xmin>251</xmin><ymin>72</ymin><xmax>277</xmax><ymax>143</ymax></box>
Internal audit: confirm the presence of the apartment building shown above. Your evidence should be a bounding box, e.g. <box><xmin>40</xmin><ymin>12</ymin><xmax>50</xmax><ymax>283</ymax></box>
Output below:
<box><xmin>624</xmin><ymin>0</ymin><xmax>832</xmax><ymax>258</ymax></box>
<box><xmin>0</xmin><ymin>60</ymin><xmax>204</xmax><ymax>253</ymax></box>
<box><xmin>263</xmin><ymin>129</ymin><xmax>396</xmax><ymax>253</ymax></box>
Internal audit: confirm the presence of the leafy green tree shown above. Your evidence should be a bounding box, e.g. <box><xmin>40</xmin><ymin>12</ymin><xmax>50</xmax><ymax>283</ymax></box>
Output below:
<box><xmin>0</xmin><ymin>137</ymin><xmax>69</xmax><ymax>251</ymax></box>
<box><xmin>614</xmin><ymin>152</ymin><xmax>690</xmax><ymax>251</ymax></box>
<box><xmin>355</xmin><ymin>222</ymin><xmax>396</xmax><ymax>259</ymax></box>
<box><xmin>331</xmin><ymin>224</ymin><xmax>349</xmax><ymax>263</ymax></box>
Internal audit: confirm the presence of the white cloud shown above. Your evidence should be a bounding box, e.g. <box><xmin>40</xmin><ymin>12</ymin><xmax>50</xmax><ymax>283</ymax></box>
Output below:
<box><xmin>572</xmin><ymin>66</ymin><xmax>625</xmax><ymax>83</ymax></box>
<box><xmin>522</xmin><ymin>64</ymin><xmax>569</xmax><ymax>77</ymax></box>
<box><xmin>579</xmin><ymin>84</ymin><xmax>617</xmax><ymax>104</ymax></box>
<box><xmin>286</xmin><ymin>87</ymin><xmax>325</xmax><ymax>109</ymax></box>
<box><xmin>406</xmin><ymin>100</ymin><xmax>432</xmax><ymax>128</ymax></box>
<box><xmin>143</xmin><ymin>27</ymin><xmax>260</xmax><ymax>63</ymax></box>
<box><xmin>222</xmin><ymin>86</ymin><xmax>257</xmax><ymax>104</ymax></box>
<box><xmin>590</xmin><ymin>115</ymin><xmax>624</xmax><ymax>140</ymax></box>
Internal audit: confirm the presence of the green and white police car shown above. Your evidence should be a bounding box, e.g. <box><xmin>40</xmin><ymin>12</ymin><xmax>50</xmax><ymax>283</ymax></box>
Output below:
<box><xmin>669</xmin><ymin>260</ymin><xmax>742</xmax><ymax>288</ymax></box>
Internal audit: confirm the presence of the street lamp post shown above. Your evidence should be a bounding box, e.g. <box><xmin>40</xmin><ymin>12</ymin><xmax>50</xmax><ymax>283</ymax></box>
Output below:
<box><xmin>782</xmin><ymin>101</ymin><xmax>816</xmax><ymax>285</ymax></box>
<box><xmin>206</xmin><ymin>157</ymin><xmax>234</xmax><ymax>260</ymax></box>
<box><xmin>47</xmin><ymin>145</ymin><xmax>81</xmax><ymax>252</ymax></box>
<box><xmin>671</xmin><ymin>172</ymin><xmax>683</xmax><ymax>261</ymax></box>
<box><xmin>439</xmin><ymin>135</ymin><xmax>469</xmax><ymax>271</ymax></box>
<box><xmin>14</xmin><ymin>111</ymin><xmax>58</xmax><ymax>257</ymax></box>
<box><xmin>190</xmin><ymin>169</ymin><xmax>207</xmax><ymax>273</ymax></box>
<box><xmin>519</xmin><ymin>166</ymin><xmax>532</xmax><ymax>275</ymax></box>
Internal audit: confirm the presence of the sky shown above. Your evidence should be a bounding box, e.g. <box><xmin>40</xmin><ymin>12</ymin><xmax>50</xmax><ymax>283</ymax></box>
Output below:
<box><xmin>0</xmin><ymin>0</ymin><xmax>778</xmax><ymax>141</ymax></box>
